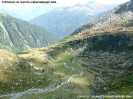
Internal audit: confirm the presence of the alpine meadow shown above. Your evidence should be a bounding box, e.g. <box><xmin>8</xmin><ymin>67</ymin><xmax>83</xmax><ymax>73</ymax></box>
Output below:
<box><xmin>0</xmin><ymin>0</ymin><xmax>133</xmax><ymax>99</ymax></box>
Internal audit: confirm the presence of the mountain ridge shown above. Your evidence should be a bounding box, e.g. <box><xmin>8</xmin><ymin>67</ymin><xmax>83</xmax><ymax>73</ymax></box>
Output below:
<box><xmin>0</xmin><ymin>12</ymin><xmax>59</xmax><ymax>52</ymax></box>
<box><xmin>30</xmin><ymin>2</ymin><xmax>118</xmax><ymax>38</ymax></box>
<box><xmin>43</xmin><ymin>0</ymin><xmax>133</xmax><ymax>96</ymax></box>
<box><xmin>72</xmin><ymin>0</ymin><xmax>133</xmax><ymax>36</ymax></box>
<box><xmin>0</xmin><ymin>0</ymin><xmax>133</xmax><ymax>98</ymax></box>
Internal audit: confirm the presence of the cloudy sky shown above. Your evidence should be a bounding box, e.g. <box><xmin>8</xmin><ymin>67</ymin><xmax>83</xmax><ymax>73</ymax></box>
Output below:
<box><xmin>0</xmin><ymin>0</ymin><xmax>130</xmax><ymax>10</ymax></box>
<box><xmin>58</xmin><ymin>0</ymin><xmax>129</xmax><ymax>5</ymax></box>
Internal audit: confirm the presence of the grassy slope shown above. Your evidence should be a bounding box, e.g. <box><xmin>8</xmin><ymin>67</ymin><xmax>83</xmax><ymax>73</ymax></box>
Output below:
<box><xmin>15</xmin><ymin>52</ymin><xmax>95</xmax><ymax>99</ymax></box>
<box><xmin>1</xmin><ymin>35</ymin><xmax>132</xmax><ymax>98</ymax></box>
<box><xmin>99</xmin><ymin>64</ymin><xmax>133</xmax><ymax>95</ymax></box>
<box><xmin>0</xmin><ymin>49</ymin><xmax>51</xmax><ymax>95</ymax></box>
<box><xmin>1</xmin><ymin>9</ymin><xmax>133</xmax><ymax>99</ymax></box>
<box><xmin>1</xmin><ymin>29</ymin><xmax>133</xmax><ymax>98</ymax></box>
<box><xmin>42</xmin><ymin>19</ymin><xmax>133</xmax><ymax>98</ymax></box>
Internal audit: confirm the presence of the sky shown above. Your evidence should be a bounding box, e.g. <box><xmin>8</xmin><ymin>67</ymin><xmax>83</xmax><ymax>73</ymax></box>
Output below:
<box><xmin>0</xmin><ymin>0</ymin><xmax>130</xmax><ymax>10</ymax></box>
<box><xmin>58</xmin><ymin>0</ymin><xmax>129</xmax><ymax>5</ymax></box>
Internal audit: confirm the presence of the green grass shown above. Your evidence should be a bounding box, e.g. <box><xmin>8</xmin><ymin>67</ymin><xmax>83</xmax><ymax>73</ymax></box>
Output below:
<box><xmin>59</xmin><ymin>54</ymin><xmax>75</xmax><ymax>60</ymax></box>
<box><xmin>0</xmin><ymin>49</ymin><xmax>53</xmax><ymax>95</ymax></box>
<box><xmin>0</xmin><ymin>70</ymin><xmax>50</xmax><ymax>95</ymax></box>
<box><xmin>0</xmin><ymin>49</ymin><xmax>95</xmax><ymax>99</ymax></box>
<box><xmin>19</xmin><ymin>52</ymin><xmax>48</xmax><ymax>69</ymax></box>
<box><xmin>99</xmin><ymin>66</ymin><xmax>133</xmax><ymax>96</ymax></box>
<box><xmin>15</xmin><ymin>53</ymin><xmax>95</xmax><ymax>99</ymax></box>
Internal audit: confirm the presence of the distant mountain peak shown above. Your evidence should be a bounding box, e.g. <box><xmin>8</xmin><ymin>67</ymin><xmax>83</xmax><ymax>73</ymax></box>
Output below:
<box><xmin>30</xmin><ymin>2</ymin><xmax>118</xmax><ymax>38</ymax></box>
<box><xmin>66</xmin><ymin>1</ymin><xmax>117</xmax><ymax>12</ymax></box>
<box><xmin>72</xmin><ymin>0</ymin><xmax>133</xmax><ymax>36</ymax></box>
<box><xmin>74</xmin><ymin>3</ymin><xmax>83</xmax><ymax>7</ymax></box>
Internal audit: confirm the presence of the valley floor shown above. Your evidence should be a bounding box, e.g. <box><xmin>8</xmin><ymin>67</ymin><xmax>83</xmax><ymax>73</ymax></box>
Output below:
<box><xmin>0</xmin><ymin>49</ymin><xmax>133</xmax><ymax>99</ymax></box>
<box><xmin>0</xmin><ymin>53</ymin><xmax>94</xmax><ymax>99</ymax></box>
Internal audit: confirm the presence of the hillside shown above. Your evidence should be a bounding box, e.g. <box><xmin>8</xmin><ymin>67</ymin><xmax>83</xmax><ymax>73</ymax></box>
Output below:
<box><xmin>30</xmin><ymin>1</ymin><xmax>118</xmax><ymax>38</ymax></box>
<box><xmin>72</xmin><ymin>0</ymin><xmax>133</xmax><ymax>36</ymax></box>
<box><xmin>0</xmin><ymin>12</ymin><xmax>59</xmax><ymax>52</ymax></box>
<box><xmin>0</xmin><ymin>49</ymin><xmax>54</xmax><ymax>95</ymax></box>
<box><xmin>19</xmin><ymin>31</ymin><xmax>132</xmax><ymax>98</ymax></box>
<box><xmin>0</xmin><ymin>0</ymin><xmax>133</xmax><ymax>98</ymax></box>
<box><xmin>42</xmin><ymin>0</ymin><xmax>133</xmax><ymax>97</ymax></box>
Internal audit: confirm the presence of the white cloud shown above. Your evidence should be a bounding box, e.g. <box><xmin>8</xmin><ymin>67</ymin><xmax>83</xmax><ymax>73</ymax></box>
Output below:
<box><xmin>56</xmin><ymin>0</ymin><xmax>129</xmax><ymax>6</ymax></box>
<box><xmin>0</xmin><ymin>0</ymin><xmax>130</xmax><ymax>10</ymax></box>
<box><xmin>98</xmin><ymin>0</ymin><xmax>130</xmax><ymax>4</ymax></box>
<box><xmin>0</xmin><ymin>0</ymin><xmax>46</xmax><ymax>9</ymax></box>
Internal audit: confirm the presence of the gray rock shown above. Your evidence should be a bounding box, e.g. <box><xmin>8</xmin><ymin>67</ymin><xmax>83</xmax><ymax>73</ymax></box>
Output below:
<box><xmin>130</xmin><ymin>91</ymin><xmax>133</xmax><ymax>94</ymax></box>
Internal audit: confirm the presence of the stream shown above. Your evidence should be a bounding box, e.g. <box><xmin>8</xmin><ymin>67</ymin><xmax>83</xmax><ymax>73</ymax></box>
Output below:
<box><xmin>0</xmin><ymin>62</ymin><xmax>84</xmax><ymax>99</ymax></box>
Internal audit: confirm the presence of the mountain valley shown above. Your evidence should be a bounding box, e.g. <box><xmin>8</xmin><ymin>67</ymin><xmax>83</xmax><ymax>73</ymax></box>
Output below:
<box><xmin>30</xmin><ymin>1</ymin><xmax>118</xmax><ymax>38</ymax></box>
<box><xmin>0</xmin><ymin>0</ymin><xmax>133</xmax><ymax>99</ymax></box>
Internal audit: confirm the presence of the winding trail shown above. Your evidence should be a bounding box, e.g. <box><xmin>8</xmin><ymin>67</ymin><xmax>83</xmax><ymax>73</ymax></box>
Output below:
<box><xmin>0</xmin><ymin>62</ymin><xmax>84</xmax><ymax>99</ymax></box>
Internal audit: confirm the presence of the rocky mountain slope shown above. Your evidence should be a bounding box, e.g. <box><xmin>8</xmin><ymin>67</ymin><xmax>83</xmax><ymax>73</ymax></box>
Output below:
<box><xmin>0</xmin><ymin>0</ymin><xmax>133</xmax><ymax>98</ymax></box>
<box><xmin>30</xmin><ymin>1</ymin><xmax>118</xmax><ymax>38</ymax></box>
<box><xmin>0</xmin><ymin>12</ymin><xmax>59</xmax><ymax>52</ymax></box>
<box><xmin>44</xmin><ymin>0</ymin><xmax>133</xmax><ymax>96</ymax></box>
<box><xmin>72</xmin><ymin>0</ymin><xmax>133</xmax><ymax>35</ymax></box>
